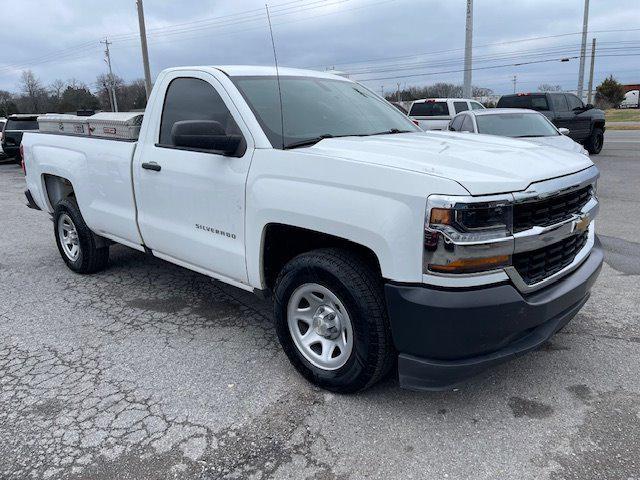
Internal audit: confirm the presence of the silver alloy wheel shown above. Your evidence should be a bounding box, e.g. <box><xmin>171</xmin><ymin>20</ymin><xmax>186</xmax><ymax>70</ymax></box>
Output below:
<box><xmin>287</xmin><ymin>283</ymin><xmax>354</xmax><ymax>371</ymax></box>
<box><xmin>58</xmin><ymin>213</ymin><xmax>80</xmax><ymax>261</ymax></box>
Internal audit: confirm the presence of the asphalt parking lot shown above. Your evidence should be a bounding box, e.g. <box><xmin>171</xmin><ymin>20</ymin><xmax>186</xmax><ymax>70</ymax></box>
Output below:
<box><xmin>1</xmin><ymin>131</ymin><xmax>639</xmax><ymax>480</ymax></box>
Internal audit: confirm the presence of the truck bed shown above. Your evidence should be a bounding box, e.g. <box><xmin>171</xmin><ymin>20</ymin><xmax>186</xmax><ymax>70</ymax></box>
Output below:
<box><xmin>23</xmin><ymin>132</ymin><xmax>143</xmax><ymax>249</ymax></box>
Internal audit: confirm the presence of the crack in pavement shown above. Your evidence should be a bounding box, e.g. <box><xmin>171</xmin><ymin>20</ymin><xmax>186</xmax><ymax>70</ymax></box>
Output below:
<box><xmin>0</xmin><ymin>341</ymin><xmax>344</xmax><ymax>479</ymax></box>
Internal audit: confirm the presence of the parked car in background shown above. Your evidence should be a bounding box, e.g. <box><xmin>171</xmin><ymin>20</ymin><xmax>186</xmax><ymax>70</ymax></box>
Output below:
<box><xmin>0</xmin><ymin>118</ymin><xmax>5</xmax><ymax>156</ymax></box>
<box><xmin>23</xmin><ymin>66</ymin><xmax>602</xmax><ymax>393</ymax></box>
<box><xmin>621</xmin><ymin>90</ymin><xmax>639</xmax><ymax>109</ymax></box>
<box><xmin>449</xmin><ymin>108</ymin><xmax>589</xmax><ymax>155</ymax></box>
<box><xmin>408</xmin><ymin>98</ymin><xmax>484</xmax><ymax>130</ymax></box>
<box><xmin>497</xmin><ymin>92</ymin><xmax>605</xmax><ymax>154</ymax></box>
<box><xmin>1</xmin><ymin>114</ymin><xmax>39</xmax><ymax>161</ymax></box>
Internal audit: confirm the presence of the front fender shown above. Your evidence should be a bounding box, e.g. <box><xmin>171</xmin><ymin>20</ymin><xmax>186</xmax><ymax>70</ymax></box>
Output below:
<box><xmin>245</xmin><ymin>149</ymin><xmax>468</xmax><ymax>288</ymax></box>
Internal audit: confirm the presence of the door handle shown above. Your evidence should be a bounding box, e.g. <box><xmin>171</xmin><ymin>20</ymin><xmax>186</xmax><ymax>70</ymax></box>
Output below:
<box><xmin>142</xmin><ymin>162</ymin><xmax>161</xmax><ymax>172</ymax></box>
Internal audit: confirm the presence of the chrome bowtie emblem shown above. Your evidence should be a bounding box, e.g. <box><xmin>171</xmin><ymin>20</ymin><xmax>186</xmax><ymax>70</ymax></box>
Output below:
<box><xmin>572</xmin><ymin>215</ymin><xmax>590</xmax><ymax>233</ymax></box>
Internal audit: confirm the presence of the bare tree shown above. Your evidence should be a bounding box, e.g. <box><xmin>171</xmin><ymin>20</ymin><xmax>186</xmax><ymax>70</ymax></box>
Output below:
<box><xmin>538</xmin><ymin>83</ymin><xmax>562</xmax><ymax>92</ymax></box>
<box><xmin>19</xmin><ymin>70</ymin><xmax>46</xmax><ymax>112</ymax></box>
<box><xmin>49</xmin><ymin>79</ymin><xmax>66</xmax><ymax>99</ymax></box>
<box><xmin>472</xmin><ymin>86</ymin><xmax>493</xmax><ymax>97</ymax></box>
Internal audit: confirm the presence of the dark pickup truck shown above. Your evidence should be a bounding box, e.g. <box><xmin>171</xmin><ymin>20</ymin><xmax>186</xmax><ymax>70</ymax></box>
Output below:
<box><xmin>1</xmin><ymin>114</ymin><xmax>39</xmax><ymax>161</ymax></box>
<box><xmin>497</xmin><ymin>93</ymin><xmax>605</xmax><ymax>154</ymax></box>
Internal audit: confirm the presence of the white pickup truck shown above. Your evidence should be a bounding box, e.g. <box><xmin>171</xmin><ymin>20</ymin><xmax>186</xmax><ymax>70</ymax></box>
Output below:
<box><xmin>23</xmin><ymin>66</ymin><xmax>603</xmax><ymax>392</ymax></box>
<box><xmin>408</xmin><ymin>97</ymin><xmax>485</xmax><ymax>131</ymax></box>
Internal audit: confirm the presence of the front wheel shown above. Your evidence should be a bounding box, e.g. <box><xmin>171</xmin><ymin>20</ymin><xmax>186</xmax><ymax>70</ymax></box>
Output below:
<box><xmin>273</xmin><ymin>248</ymin><xmax>394</xmax><ymax>393</ymax></box>
<box><xmin>585</xmin><ymin>127</ymin><xmax>604</xmax><ymax>155</ymax></box>
<box><xmin>53</xmin><ymin>198</ymin><xmax>110</xmax><ymax>274</ymax></box>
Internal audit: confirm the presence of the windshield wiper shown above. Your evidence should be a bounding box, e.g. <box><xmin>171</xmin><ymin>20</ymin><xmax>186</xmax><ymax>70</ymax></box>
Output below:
<box><xmin>283</xmin><ymin>134</ymin><xmax>335</xmax><ymax>149</ymax></box>
<box><xmin>284</xmin><ymin>133</ymin><xmax>368</xmax><ymax>149</ymax></box>
<box><xmin>516</xmin><ymin>134</ymin><xmax>545</xmax><ymax>138</ymax></box>
<box><xmin>283</xmin><ymin>129</ymin><xmax>413</xmax><ymax>149</ymax></box>
<box><xmin>370</xmin><ymin>128</ymin><xmax>414</xmax><ymax>136</ymax></box>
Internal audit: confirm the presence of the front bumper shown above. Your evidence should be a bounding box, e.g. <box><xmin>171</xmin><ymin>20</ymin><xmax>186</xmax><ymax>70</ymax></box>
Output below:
<box><xmin>385</xmin><ymin>238</ymin><xmax>603</xmax><ymax>391</ymax></box>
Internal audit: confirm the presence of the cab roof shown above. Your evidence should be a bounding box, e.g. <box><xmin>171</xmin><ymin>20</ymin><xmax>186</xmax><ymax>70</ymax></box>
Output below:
<box><xmin>162</xmin><ymin>65</ymin><xmax>352</xmax><ymax>81</ymax></box>
<box><xmin>466</xmin><ymin>108</ymin><xmax>542</xmax><ymax>116</ymax></box>
<box><xmin>411</xmin><ymin>98</ymin><xmax>478</xmax><ymax>103</ymax></box>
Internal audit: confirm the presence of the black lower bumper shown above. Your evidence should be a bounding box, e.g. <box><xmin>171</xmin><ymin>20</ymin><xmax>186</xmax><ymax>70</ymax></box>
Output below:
<box><xmin>385</xmin><ymin>239</ymin><xmax>604</xmax><ymax>391</ymax></box>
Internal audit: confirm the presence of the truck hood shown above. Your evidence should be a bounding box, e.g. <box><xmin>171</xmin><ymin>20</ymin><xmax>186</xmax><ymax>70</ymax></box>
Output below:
<box><xmin>305</xmin><ymin>131</ymin><xmax>594</xmax><ymax>195</ymax></box>
<box><xmin>520</xmin><ymin>134</ymin><xmax>588</xmax><ymax>155</ymax></box>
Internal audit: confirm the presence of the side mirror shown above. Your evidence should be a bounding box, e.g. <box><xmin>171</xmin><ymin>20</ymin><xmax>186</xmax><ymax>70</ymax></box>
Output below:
<box><xmin>559</xmin><ymin>127</ymin><xmax>570</xmax><ymax>135</ymax></box>
<box><xmin>171</xmin><ymin>120</ymin><xmax>243</xmax><ymax>156</ymax></box>
<box><xmin>585</xmin><ymin>103</ymin><xmax>594</xmax><ymax>110</ymax></box>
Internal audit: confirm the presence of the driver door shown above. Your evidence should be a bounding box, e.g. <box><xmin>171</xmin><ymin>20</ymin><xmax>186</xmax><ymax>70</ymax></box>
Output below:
<box><xmin>133</xmin><ymin>70</ymin><xmax>254</xmax><ymax>284</ymax></box>
<box><xmin>565</xmin><ymin>94</ymin><xmax>591</xmax><ymax>141</ymax></box>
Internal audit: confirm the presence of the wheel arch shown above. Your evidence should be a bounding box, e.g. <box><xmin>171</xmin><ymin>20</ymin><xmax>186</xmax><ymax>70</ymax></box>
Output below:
<box><xmin>592</xmin><ymin>119</ymin><xmax>605</xmax><ymax>131</ymax></box>
<box><xmin>42</xmin><ymin>174</ymin><xmax>75</xmax><ymax>212</ymax></box>
<box><xmin>260</xmin><ymin>223</ymin><xmax>383</xmax><ymax>292</ymax></box>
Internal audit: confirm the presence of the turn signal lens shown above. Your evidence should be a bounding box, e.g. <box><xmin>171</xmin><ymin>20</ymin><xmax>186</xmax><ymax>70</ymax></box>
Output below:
<box><xmin>429</xmin><ymin>255</ymin><xmax>511</xmax><ymax>274</ymax></box>
<box><xmin>429</xmin><ymin>208</ymin><xmax>453</xmax><ymax>225</ymax></box>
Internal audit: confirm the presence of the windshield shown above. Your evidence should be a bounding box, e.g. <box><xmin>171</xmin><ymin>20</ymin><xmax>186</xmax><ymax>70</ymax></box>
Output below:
<box><xmin>475</xmin><ymin>113</ymin><xmax>559</xmax><ymax>137</ymax></box>
<box><xmin>409</xmin><ymin>101</ymin><xmax>449</xmax><ymax>117</ymax></box>
<box><xmin>232</xmin><ymin>76</ymin><xmax>419</xmax><ymax>148</ymax></box>
<box><xmin>497</xmin><ymin>94</ymin><xmax>549</xmax><ymax>111</ymax></box>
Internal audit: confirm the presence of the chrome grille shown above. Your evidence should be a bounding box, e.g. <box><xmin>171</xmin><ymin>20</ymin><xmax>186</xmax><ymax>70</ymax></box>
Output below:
<box><xmin>513</xmin><ymin>231</ymin><xmax>589</xmax><ymax>285</ymax></box>
<box><xmin>513</xmin><ymin>185</ymin><xmax>592</xmax><ymax>233</ymax></box>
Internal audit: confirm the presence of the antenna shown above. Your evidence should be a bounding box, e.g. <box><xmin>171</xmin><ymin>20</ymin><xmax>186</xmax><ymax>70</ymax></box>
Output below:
<box><xmin>265</xmin><ymin>4</ymin><xmax>285</xmax><ymax>149</ymax></box>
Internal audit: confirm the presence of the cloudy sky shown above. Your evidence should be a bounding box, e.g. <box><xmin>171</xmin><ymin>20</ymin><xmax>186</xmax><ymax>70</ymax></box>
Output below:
<box><xmin>2</xmin><ymin>0</ymin><xmax>639</xmax><ymax>96</ymax></box>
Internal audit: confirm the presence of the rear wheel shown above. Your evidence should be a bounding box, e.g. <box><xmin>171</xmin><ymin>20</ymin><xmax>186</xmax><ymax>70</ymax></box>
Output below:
<box><xmin>585</xmin><ymin>127</ymin><xmax>604</xmax><ymax>154</ymax></box>
<box><xmin>273</xmin><ymin>248</ymin><xmax>394</xmax><ymax>393</ymax></box>
<box><xmin>53</xmin><ymin>198</ymin><xmax>109</xmax><ymax>274</ymax></box>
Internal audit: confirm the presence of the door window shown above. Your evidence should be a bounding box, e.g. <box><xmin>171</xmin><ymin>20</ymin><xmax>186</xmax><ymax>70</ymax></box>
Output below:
<box><xmin>454</xmin><ymin>101</ymin><xmax>469</xmax><ymax>114</ymax></box>
<box><xmin>550</xmin><ymin>94</ymin><xmax>569</xmax><ymax>112</ymax></box>
<box><xmin>159</xmin><ymin>77</ymin><xmax>242</xmax><ymax>147</ymax></box>
<box><xmin>460</xmin><ymin>115</ymin><xmax>474</xmax><ymax>132</ymax></box>
<box><xmin>470</xmin><ymin>101</ymin><xmax>485</xmax><ymax>110</ymax></box>
<box><xmin>450</xmin><ymin>115</ymin><xmax>464</xmax><ymax>131</ymax></box>
<box><xmin>565</xmin><ymin>94</ymin><xmax>584</xmax><ymax>111</ymax></box>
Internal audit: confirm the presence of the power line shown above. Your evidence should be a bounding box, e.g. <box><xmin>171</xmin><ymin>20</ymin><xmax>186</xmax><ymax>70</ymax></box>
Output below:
<box><xmin>346</xmin><ymin>44</ymin><xmax>640</xmax><ymax>76</ymax></box>
<box><xmin>306</xmin><ymin>27</ymin><xmax>640</xmax><ymax>69</ymax></box>
<box><xmin>0</xmin><ymin>0</ymin><xmax>339</xmax><ymax>74</ymax></box>
<box><xmin>342</xmin><ymin>41</ymin><xmax>640</xmax><ymax>74</ymax></box>
<box><xmin>356</xmin><ymin>53</ymin><xmax>640</xmax><ymax>82</ymax></box>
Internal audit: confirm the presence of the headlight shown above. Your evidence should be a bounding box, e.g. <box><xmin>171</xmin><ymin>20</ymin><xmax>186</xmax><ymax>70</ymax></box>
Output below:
<box><xmin>424</xmin><ymin>195</ymin><xmax>513</xmax><ymax>274</ymax></box>
<box><xmin>428</xmin><ymin>200</ymin><xmax>512</xmax><ymax>242</ymax></box>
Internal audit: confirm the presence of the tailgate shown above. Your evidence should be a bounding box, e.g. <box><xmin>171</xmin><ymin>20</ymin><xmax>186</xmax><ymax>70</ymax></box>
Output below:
<box><xmin>415</xmin><ymin>118</ymin><xmax>451</xmax><ymax>131</ymax></box>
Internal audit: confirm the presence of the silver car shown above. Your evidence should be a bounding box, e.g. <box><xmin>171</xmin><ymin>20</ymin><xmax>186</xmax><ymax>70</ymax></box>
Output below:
<box><xmin>448</xmin><ymin>108</ymin><xmax>589</xmax><ymax>155</ymax></box>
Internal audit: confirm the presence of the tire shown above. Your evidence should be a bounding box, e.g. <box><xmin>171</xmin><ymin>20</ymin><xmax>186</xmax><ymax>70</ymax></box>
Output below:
<box><xmin>585</xmin><ymin>127</ymin><xmax>604</xmax><ymax>155</ymax></box>
<box><xmin>273</xmin><ymin>248</ymin><xmax>394</xmax><ymax>393</ymax></box>
<box><xmin>53</xmin><ymin>197</ymin><xmax>109</xmax><ymax>274</ymax></box>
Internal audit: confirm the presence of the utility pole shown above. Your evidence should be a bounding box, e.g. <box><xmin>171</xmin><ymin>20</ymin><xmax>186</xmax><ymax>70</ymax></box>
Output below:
<box><xmin>463</xmin><ymin>0</ymin><xmax>473</xmax><ymax>98</ymax></box>
<box><xmin>576</xmin><ymin>0</ymin><xmax>590</xmax><ymax>100</ymax></box>
<box><xmin>101</xmin><ymin>39</ymin><xmax>119</xmax><ymax>112</ymax></box>
<box><xmin>587</xmin><ymin>38</ymin><xmax>596</xmax><ymax>105</ymax></box>
<box><xmin>136</xmin><ymin>0</ymin><xmax>153</xmax><ymax>99</ymax></box>
<box><xmin>381</xmin><ymin>86</ymin><xmax>384</xmax><ymax>98</ymax></box>
<box><xmin>397</xmin><ymin>82</ymin><xmax>401</xmax><ymax>101</ymax></box>
<box><xmin>512</xmin><ymin>75</ymin><xmax>517</xmax><ymax>94</ymax></box>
